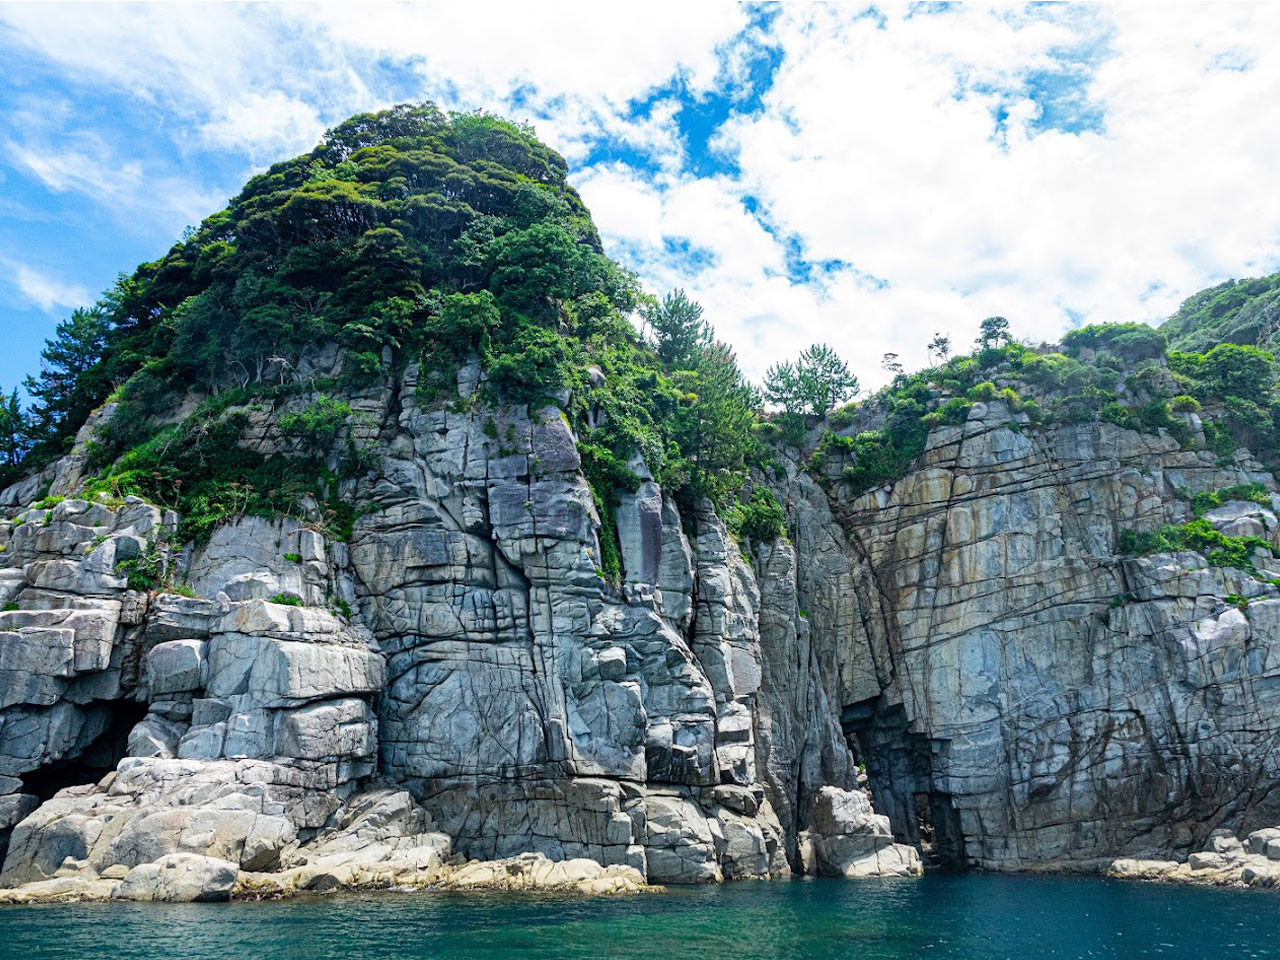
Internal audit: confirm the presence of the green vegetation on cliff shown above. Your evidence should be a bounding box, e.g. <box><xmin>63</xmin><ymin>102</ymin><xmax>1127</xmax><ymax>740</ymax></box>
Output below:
<box><xmin>6</xmin><ymin>103</ymin><xmax>761</xmax><ymax>548</ymax></box>
<box><xmin>801</xmin><ymin>319</ymin><xmax>1280</xmax><ymax>501</ymax></box>
<box><xmin>1161</xmin><ymin>272</ymin><xmax>1280</xmax><ymax>355</ymax></box>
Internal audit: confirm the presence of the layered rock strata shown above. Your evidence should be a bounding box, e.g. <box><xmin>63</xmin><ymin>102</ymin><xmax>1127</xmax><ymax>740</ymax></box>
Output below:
<box><xmin>783</xmin><ymin>398</ymin><xmax>1280</xmax><ymax>869</ymax></box>
<box><xmin>0</xmin><ymin>361</ymin><xmax>917</xmax><ymax>900</ymax></box>
<box><xmin>6</xmin><ymin>373</ymin><xmax>1280</xmax><ymax>898</ymax></box>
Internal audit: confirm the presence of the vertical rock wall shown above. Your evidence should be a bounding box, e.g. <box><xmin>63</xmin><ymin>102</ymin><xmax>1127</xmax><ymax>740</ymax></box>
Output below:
<box><xmin>0</xmin><ymin>361</ymin><xmax>913</xmax><ymax>890</ymax></box>
<box><xmin>774</xmin><ymin>399</ymin><xmax>1280</xmax><ymax>868</ymax></box>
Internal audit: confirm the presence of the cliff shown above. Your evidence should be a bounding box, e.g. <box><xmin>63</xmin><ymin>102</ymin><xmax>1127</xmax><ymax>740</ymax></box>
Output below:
<box><xmin>779</xmin><ymin>399</ymin><xmax>1280</xmax><ymax>869</ymax></box>
<box><xmin>0</xmin><ymin>352</ymin><xmax>919</xmax><ymax>900</ymax></box>
<box><xmin>2</xmin><ymin>106</ymin><xmax>1280</xmax><ymax>901</ymax></box>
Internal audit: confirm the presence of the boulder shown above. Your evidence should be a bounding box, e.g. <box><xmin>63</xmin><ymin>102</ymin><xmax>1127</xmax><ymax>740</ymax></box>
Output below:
<box><xmin>117</xmin><ymin>854</ymin><xmax>238</xmax><ymax>902</ymax></box>
<box><xmin>808</xmin><ymin>787</ymin><xmax>923</xmax><ymax>878</ymax></box>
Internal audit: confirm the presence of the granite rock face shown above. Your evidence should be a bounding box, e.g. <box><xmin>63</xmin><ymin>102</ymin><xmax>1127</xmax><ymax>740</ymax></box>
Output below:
<box><xmin>778</xmin><ymin>398</ymin><xmax>1280</xmax><ymax>869</ymax></box>
<box><xmin>802</xmin><ymin>786</ymin><xmax>922</xmax><ymax>878</ymax></box>
<box><xmin>1107</xmin><ymin>824</ymin><xmax>1280</xmax><ymax>888</ymax></box>
<box><xmin>0</xmin><ymin>363</ymin><xmax>830</xmax><ymax>895</ymax></box>
<box><xmin>8</xmin><ymin>368</ymin><xmax>1280</xmax><ymax>895</ymax></box>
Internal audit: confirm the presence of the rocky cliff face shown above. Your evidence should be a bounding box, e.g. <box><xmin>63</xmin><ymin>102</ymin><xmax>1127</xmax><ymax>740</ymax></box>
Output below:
<box><xmin>6</xmin><ymin>353</ymin><xmax>1280</xmax><ymax>899</ymax></box>
<box><xmin>0</xmin><ymin>356</ymin><xmax>921</xmax><ymax>899</ymax></box>
<box><xmin>778</xmin><ymin>397</ymin><xmax>1280</xmax><ymax>869</ymax></box>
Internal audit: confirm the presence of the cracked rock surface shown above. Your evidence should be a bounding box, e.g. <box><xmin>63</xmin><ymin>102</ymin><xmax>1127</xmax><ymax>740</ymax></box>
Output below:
<box><xmin>776</xmin><ymin>398</ymin><xmax>1280</xmax><ymax>869</ymax></box>
<box><xmin>5</xmin><ymin>373</ymin><xmax>1280</xmax><ymax>900</ymax></box>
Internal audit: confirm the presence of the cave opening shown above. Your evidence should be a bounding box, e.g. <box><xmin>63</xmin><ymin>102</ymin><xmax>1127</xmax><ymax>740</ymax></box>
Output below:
<box><xmin>840</xmin><ymin>696</ymin><xmax>966</xmax><ymax>870</ymax></box>
<box><xmin>20</xmin><ymin>700</ymin><xmax>150</xmax><ymax>803</ymax></box>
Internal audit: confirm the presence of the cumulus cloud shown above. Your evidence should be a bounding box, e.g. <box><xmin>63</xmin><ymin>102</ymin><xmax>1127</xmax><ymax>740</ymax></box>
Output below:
<box><xmin>6</xmin><ymin>261</ymin><xmax>90</xmax><ymax>313</ymax></box>
<box><xmin>2</xmin><ymin>2</ymin><xmax>1279</xmax><ymax>391</ymax></box>
<box><xmin>199</xmin><ymin>92</ymin><xmax>327</xmax><ymax>163</ymax></box>
<box><xmin>583</xmin><ymin>4</ymin><xmax>1280</xmax><ymax>386</ymax></box>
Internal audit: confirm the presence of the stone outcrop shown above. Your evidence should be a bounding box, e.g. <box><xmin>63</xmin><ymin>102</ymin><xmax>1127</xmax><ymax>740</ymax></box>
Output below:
<box><xmin>9</xmin><ymin>364</ymin><xmax>1280</xmax><ymax>899</ymax></box>
<box><xmin>779</xmin><ymin>398</ymin><xmax>1280</xmax><ymax>870</ymax></box>
<box><xmin>1108</xmin><ymin>824</ymin><xmax>1280</xmax><ymax>889</ymax></box>
<box><xmin>0</xmin><ymin>360</ymin><xmax>849</xmax><ymax>899</ymax></box>
<box><xmin>800</xmin><ymin>786</ymin><xmax>922</xmax><ymax>878</ymax></box>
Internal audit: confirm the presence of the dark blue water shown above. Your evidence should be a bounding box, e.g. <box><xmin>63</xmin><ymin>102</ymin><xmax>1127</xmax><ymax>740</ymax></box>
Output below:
<box><xmin>2</xmin><ymin>874</ymin><xmax>1277</xmax><ymax>960</ymax></box>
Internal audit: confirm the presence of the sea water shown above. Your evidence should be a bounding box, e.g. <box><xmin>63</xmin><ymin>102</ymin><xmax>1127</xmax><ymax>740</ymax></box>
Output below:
<box><xmin>1</xmin><ymin>873</ymin><xmax>1276</xmax><ymax>959</ymax></box>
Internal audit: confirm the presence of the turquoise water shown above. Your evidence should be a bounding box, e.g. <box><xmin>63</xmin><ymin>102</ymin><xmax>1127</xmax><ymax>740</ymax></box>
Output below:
<box><xmin>1</xmin><ymin>874</ymin><xmax>1277</xmax><ymax>959</ymax></box>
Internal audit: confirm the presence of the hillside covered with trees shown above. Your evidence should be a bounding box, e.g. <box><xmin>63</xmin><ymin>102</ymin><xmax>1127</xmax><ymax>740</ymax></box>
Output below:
<box><xmin>3</xmin><ymin>102</ymin><xmax>1280</xmax><ymax>569</ymax></box>
<box><xmin>0</xmin><ymin>104</ymin><xmax>775</xmax><ymax>553</ymax></box>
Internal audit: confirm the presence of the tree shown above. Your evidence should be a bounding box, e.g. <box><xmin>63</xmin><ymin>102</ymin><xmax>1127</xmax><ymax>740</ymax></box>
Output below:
<box><xmin>977</xmin><ymin>316</ymin><xmax>1011</xmax><ymax>350</ymax></box>
<box><xmin>648</xmin><ymin>289</ymin><xmax>712</xmax><ymax>369</ymax></box>
<box><xmin>0</xmin><ymin>389</ymin><xmax>30</xmax><ymax>489</ymax></box>
<box><xmin>488</xmin><ymin>222</ymin><xmax>595</xmax><ymax>325</ymax></box>
<box><xmin>763</xmin><ymin>360</ymin><xmax>802</xmax><ymax>416</ymax></box>
<box><xmin>927</xmin><ymin>333</ymin><xmax>951</xmax><ymax>363</ymax></box>
<box><xmin>1199</xmin><ymin>343</ymin><xmax>1275</xmax><ymax>404</ymax></box>
<box><xmin>24</xmin><ymin>307</ymin><xmax>112</xmax><ymax>455</ymax></box>
<box><xmin>765</xmin><ymin>343</ymin><xmax>858</xmax><ymax>418</ymax></box>
<box><xmin>643</xmin><ymin>290</ymin><xmax>760</xmax><ymax>502</ymax></box>
<box><xmin>881</xmin><ymin>352</ymin><xmax>904</xmax><ymax>378</ymax></box>
<box><xmin>671</xmin><ymin>340</ymin><xmax>760</xmax><ymax>505</ymax></box>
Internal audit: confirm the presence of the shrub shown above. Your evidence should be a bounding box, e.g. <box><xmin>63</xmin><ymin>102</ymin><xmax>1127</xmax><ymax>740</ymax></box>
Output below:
<box><xmin>997</xmin><ymin>387</ymin><xmax>1024</xmax><ymax>411</ymax></box>
<box><xmin>486</xmin><ymin>323</ymin><xmax>578</xmax><ymax>402</ymax></box>
<box><xmin>269</xmin><ymin>593</ymin><xmax>303</xmax><ymax>607</ymax></box>
<box><xmin>727</xmin><ymin>487</ymin><xmax>786</xmax><ymax>543</ymax></box>
<box><xmin>115</xmin><ymin>551</ymin><xmax>164</xmax><ymax>592</ymax></box>
<box><xmin>1062</xmin><ymin>322</ymin><xmax>1167</xmax><ymax>361</ymax></box>
<box><xmin>1226</xmin><ymin>593</ymin><xmax>1250</xmax><ymax>611</ymax></box>
<box><xmin>828</xmin><ymin>402</ymin><xmax>859</xmax><ymax>431</ymax></box>
<box><xmin>1191</xmin><ymin>483</ymin><xmax>1272</xmax><ymax>515</ymax></box>
<box><xmin>1199</xmin><ymin>420</ymin><xmax>1237</xmax><ymax>460</ymax></box>
<box><xmin>1099</xmin><ymin>402</ymin><xmax>1135</xmax><ymax>430</ymax></box>
<box><xmin>1118</xmin><ymin>517</ymin><xmax>1276</xmax><ymax>571</ymax></box>
<box><xmin>936</xmin><ymin>397</ymin><xmax>971</xmax><ymax>425</ymax></box>
<box><xmin>278</xmin><ymin>395</ymin><xmax>355</xmax><ymax>457</ymax></box>
<box><xmin>809</xmin><ymin>431</ymin><xmax>858</xmax><ymax>470</ymax></box>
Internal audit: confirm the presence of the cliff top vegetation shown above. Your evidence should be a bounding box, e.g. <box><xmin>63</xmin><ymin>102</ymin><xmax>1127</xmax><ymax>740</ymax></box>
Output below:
<box><xmin>3</xmin><ymin>102</ymin><xmax>1280</xmax><ymax>563</ymax></box>
<box><xmin>0</xmin><ymin>103</ymin><xmax>765</xmax><ymax>553</ymax></box>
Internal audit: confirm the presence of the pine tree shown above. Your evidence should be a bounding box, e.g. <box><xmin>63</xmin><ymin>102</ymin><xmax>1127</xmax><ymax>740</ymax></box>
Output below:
<box><xmin>24</xmin><ymin>307</ymin><xmax>111</xmax><ymax>456</ymax></box>
<box><xmin>0</xmin><ymin>389</ymin><xmax>30</xmax><ymax>489</ymax></box>
<box><xmin>766</xmin><ymin>343</ymin><xmax>858</xmax><ymax>418</ymax></box>
<box><xmin>977</xmin><ymin>316</ymin><xmax>1011</xmax><ymax>350</ymax></box>
<box><xmin>649</xmin><ymin>289</ymin><xmax>712</xmax><ymax>369</ymax></box>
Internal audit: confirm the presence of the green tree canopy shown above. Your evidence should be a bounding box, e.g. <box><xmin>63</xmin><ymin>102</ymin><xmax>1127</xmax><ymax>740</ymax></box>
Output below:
<box><xmin>977</xmin><ymin>316</ymin><xmax>1011</xmax><ymax>350</ymax></box>
<box><xmin>24</xmin><ymin>307</ymin><xmax>111</xmax><ymax>458</ymax></box>
<box><xmin>0</xmin><ymin>389</ymin><xmax>30</xmax><ymax>490</ymax></box>
<box><xmin>765</xmin><ymin>343</ymin><xmax>859</xmax><ymax>418</ymax></box>
<box><xmin>648</xmin><ymin>289</ymin><xmax>712</xmax><ymax>369</ymax></box>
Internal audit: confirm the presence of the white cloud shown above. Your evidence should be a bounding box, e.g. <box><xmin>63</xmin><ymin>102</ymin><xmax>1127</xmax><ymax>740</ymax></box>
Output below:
<box><xmin>199</xmin><ymin>92</ymin><xmax>326</xmax><ymax>162</ymax></box>
<box><xmin>3</xmin><ymin>2</ymin><xmax>1280</xmax><ymax>393</ymax></box>
<box><xmin>581</xmin><ymin>3</ymin><xmax>1280</xmax><ymax>387</ymax></box>
<box><xmin>6</xmin><ymin>137</ymin><xmax>144</xmax><ymax>203</ymax></box>
<box><xmin>7</xmin><ymin>261</ymin><xmax>90</xmax><ymax>313</ymax></box>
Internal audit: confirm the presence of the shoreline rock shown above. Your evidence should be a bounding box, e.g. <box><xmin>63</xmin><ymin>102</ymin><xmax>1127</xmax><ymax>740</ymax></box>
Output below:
<box><xmin>0</xmin><ymin>851</ymin><xmax>657</xmax><ymax>904</ymax></box>
<box><xmin>1106</xmin><ymin>827</ymin><xmax>1280</xmax><ymax>890</ymax></box>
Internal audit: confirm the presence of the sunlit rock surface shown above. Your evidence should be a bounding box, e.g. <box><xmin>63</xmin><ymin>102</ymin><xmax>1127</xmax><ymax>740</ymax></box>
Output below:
<box><xmin>5</xmin><ymin>374</ymin><xmax>1280</xmax><ymax>900</ymax></box>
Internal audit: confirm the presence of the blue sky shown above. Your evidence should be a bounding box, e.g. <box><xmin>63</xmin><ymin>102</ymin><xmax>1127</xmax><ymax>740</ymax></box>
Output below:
<box><xmin>2</xmin><ymin>2</ymin><xmax>1280</xmax><ymax>397</ymax></box>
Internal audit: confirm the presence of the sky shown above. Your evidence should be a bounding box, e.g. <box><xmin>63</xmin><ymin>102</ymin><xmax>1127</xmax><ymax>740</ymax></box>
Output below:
<box><xmin>2</xmin><ymin>2</ymin><xmax>1280</xmax><ymax>398</ymax></box>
